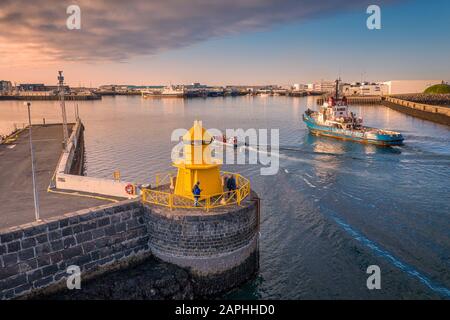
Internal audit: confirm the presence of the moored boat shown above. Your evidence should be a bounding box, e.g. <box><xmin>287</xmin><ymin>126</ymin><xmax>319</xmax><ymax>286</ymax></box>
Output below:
<box><xmin>142</xmin><ymin>85</ymin><xmax>185</xmax><ymax>98</ymax></box>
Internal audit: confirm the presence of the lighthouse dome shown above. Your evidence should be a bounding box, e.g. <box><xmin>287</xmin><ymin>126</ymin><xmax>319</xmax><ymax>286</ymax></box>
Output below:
<box><xmin>182</xmin><ymin>120</ymin><xmax>213</xmax><ymax>144</ymax></box>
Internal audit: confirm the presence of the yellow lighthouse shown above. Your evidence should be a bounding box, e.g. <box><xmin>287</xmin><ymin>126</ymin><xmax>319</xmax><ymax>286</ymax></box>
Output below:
<box><xmin>173</xmin><ymin>120</ymin><xmax>223</xmax><ymax>198</ymax></box>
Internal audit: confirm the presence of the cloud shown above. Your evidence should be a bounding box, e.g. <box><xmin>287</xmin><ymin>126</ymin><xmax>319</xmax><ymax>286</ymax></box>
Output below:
<box><xmin>0</xmin><ymin>0</ymin><xmax>398</xmax><ymax>65</ymax></box>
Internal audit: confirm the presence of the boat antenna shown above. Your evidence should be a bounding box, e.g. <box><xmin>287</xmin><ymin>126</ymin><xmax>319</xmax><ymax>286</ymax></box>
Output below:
<box><xmin>335</xmin><ymin>78</ymin><xmax>340</xmax><ymax>101</ymax></box>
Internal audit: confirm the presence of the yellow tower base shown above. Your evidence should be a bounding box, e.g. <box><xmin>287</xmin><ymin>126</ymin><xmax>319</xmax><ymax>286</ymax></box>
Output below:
<box><xmin>172</xmin><ymin>120</ymin><xmax>224</xmax><ymax>199</ymax></box>
<box><xmin>174</xmin><ymin>163</ymin><xmax>222</xmax><ymax>198</ymax></box>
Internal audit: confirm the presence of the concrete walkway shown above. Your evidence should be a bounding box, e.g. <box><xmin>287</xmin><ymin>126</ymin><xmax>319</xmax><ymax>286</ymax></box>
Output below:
<box><xmin>0</xmin><ymin>124</ymin><xmax>109</xmax><ymax>230</ymax></box>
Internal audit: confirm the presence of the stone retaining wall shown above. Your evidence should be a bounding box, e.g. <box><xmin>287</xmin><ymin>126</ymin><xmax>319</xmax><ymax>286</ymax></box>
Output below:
<box><xmin>1</xmin><ymin>197</ymin><xmax>261</xmax><ymax>299</ymax></box>
<box><xmin>0</xmin><ymin>200</ymin><xmax>149</xmax><ymax>299</ymax></box>
<box><xmin>144</xmin><ymin>195</ymin><xmax>260</xmax><ymax>295</ymax></box>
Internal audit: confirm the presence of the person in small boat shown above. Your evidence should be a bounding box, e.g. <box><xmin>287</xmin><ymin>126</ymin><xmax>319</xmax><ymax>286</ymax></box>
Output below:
<box><xmin>192</xmin><ymin>181</ymin><xmax>201</xmax><ymax>206</ymax></box>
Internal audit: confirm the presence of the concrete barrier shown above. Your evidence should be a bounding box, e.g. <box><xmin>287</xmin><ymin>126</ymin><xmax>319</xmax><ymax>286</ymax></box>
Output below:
<box><xmin>56</xmin><ymin>174</ymin><xmax>134</xmax><ymax>199</ymax></box>
<box><xmin>53</xmin><ymin>120</ymin><xmax>137</xmax><ymax>199</ymax></box>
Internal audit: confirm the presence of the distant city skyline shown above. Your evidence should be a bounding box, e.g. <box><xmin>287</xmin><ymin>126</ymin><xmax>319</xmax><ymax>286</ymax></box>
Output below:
<box><xmin>1</xmin><ymin>0</ymin><xmax>449</xmax><ymax>86</ymax></box>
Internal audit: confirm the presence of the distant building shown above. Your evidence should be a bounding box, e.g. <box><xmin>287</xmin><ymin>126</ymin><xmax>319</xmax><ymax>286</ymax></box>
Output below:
<box><xmin>18</xmin><ymin>83</ymin><xmax>69</xmax><ymax>94</ymax></box>
<box><xmin>382</xmin><ymin>80</ymin><xmax>443</xmax><ymax>95</ymax></box>
<box><xmin>0</xmin><ymin>80</ymin><xmax>12</xmax><ymax>93</ymax></box>
<box><xmin>188</xmin><ymin>82</ymin><xmax>207</xmax><ymax>89</ymax></box>
<box><xmin>98</xmin><ymin>85</ymin><xmax>118</xmax><ymax>92</ymax></box>
<box><xmin>18</xmin><ymin>83</ymin><xmax>46</xmax><ymax>91</ymax></box>
<box><xmin>225</xmin><ymin>85</ymin><xmax>277</xmax><ymax>93</ymax></box>
<box><xmin>308</xmin><ymin>81</ymin><xmax>335</xmax><ymax>93</ymax></box>
<box><xmin>292</xmin><ymin>83</ymin><xmax>307</xmax><ymax>91</ymax></box>
<box><xmin>342</xmin><ymin>82</ymin><xmax>388</xmax><ymax>96</ymax></box>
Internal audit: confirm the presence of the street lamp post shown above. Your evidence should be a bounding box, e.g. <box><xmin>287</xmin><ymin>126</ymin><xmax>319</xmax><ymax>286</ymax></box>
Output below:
<box><xmin>58</xmin><ymin>71</ymin><xmax>69</xmax><ymax>151</ymax></box>
<box><xmin>25</xmin><ymin>102</ymin><xmax>40</xmax><ymax>221</ymax></box>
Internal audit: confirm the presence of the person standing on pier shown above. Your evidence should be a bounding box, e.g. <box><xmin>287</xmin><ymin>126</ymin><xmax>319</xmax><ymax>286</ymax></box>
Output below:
<box><xmin>192</xmin><ymin>181</ymin><xmax>201</xmax><ymax>206</ymax></box>
<box><xmin>226</xmin><ymin>175</ymin><xmax>237</xmax><ymax>199</ymax></box>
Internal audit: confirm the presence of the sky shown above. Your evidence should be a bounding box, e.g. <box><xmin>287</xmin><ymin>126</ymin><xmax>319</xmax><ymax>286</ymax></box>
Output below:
<box><xmin>0</xmin><ymin>0</ymin><xmax>449</xmax><ymax>86</ymax></box>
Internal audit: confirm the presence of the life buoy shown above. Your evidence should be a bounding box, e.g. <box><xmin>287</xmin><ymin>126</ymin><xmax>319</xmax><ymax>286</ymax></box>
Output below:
<box><xmin>125</xmin><ymin>184</ymin><xmax>134</xmax><ymax>195</ymax></box>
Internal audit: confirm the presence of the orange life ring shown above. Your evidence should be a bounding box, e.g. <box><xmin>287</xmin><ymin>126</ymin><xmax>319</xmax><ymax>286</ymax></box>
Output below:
<box><xmin>125</xmin><ymin>184</ymin><xmax>134</xmax><ymax>195</ymax></box>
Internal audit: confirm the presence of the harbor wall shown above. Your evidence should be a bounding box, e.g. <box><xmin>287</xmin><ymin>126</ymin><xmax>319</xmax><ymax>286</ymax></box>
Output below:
<box><xmin>52</xmin><ymin>119</ymin><xmax>137</xmax><ymax>199</ymax></box>
<box><xmin>144</xmin><ymin>195</ymin><xmax>260</xmax><ymax>296</ymax></box>
<box><xmin>383</xmin><ymin>97</ymin><xmax>450</xmax><ymax>126</ymax></box>
<box><xmin>0</xmin><ymin>200</ymin><xmax>150</xmax><ymax>300</ymax></box>
<box><xmin>0</xmin><ymin>198</ymin><xmax>260</xmax><ymax>299</ymax></box>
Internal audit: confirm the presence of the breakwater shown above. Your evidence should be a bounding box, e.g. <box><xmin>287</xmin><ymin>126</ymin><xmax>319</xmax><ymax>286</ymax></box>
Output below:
<box><xmin>0</xmin><ymin>198</ymin><xmax>260</xmax><ymax>299</ymax></box>
<box><xmin>383</xmin><ymin>97</ymin><xmax>450</xmax><ymax>126</ymax></box>
<box><xmin>391</xmin><ymin>94</ymin><xmax>450</xmax><ymax>106</ymax></box>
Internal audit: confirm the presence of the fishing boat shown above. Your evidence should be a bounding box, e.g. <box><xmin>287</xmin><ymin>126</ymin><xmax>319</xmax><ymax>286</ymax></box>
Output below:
<box><xmin>302</xmin><ymin>80</ymin><xmax>404</xmax><ymax>146</ymax></box>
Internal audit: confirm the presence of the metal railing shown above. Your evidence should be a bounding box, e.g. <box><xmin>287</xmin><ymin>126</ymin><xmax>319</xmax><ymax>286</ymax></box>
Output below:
<box><xmin>141</xmin><ymin>171</ymin><xmax>251</xmax><ymax>211</ymax></box>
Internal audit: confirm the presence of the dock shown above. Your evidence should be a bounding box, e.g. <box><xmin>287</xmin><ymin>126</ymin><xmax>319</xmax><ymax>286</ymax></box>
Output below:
<box><xmin>0</xmin><ymin>124</ymin><xmax>109</xmax><ymax>229</ymax></box>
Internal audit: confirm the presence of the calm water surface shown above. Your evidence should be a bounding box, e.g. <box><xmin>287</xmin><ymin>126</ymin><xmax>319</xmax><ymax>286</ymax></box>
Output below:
<box><xmin>1</xmin><ymin>96</ymin><xmax>449</xmax><ymax>299</ymax></box>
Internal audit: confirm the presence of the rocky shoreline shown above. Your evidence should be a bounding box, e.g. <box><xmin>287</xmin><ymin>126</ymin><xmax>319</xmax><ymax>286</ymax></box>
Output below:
<box><xmin>392</xmin><ymin>94</ymin><xmax>450</xmax><ymax>106</ymax></box>
<box><xmin>37</xmin><ymin>256</ymin><xmax>195</xmax><ymax>300</ymax></box>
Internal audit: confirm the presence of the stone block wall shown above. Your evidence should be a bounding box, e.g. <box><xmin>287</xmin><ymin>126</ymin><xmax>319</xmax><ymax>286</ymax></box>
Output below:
<box><xmin>144</xmin><ymin>196</ymin><xmax>260</xmax><ymax>294</ymax></box>
<box><xmin>0</xmin><ymin>200</ymin><xmax>149</xmax><ymax>299</ymax></box>
<box><xmin>146</xmin><ymin>203</ymin><xmax>258</xmax><ymax>257</ymax></box>
<box><xmin>1</xmin><ymin>196</ymin><xmax>261</xmax><ymax>299</ymax></box>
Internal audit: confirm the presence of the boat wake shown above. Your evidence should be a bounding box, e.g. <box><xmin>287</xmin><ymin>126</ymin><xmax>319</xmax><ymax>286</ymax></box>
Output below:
<box><xmin>319</xmin><ymin>203</ymin><xmax>450</xmax><ymax>299</ymax></box>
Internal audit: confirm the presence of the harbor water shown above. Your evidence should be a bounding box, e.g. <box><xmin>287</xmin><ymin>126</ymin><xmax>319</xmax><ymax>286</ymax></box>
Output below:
<box><xmin>1</xmin><ymin>96</ymin><xmax>449</xmax><ymax>299</ymax></box>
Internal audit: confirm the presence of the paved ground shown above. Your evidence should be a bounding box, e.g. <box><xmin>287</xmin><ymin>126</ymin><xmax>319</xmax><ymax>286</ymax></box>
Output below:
<box><xmin>0</xmin><ymin>124</ymin><xmax>110</xmax><ymax>230</ymax></box>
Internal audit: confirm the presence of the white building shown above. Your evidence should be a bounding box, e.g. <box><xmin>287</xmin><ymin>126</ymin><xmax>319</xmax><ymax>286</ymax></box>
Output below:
<box><xmin>342</xmin><ymin>83</ymin><xmax>388</xmax><ymax>96</ymax></box>
<box><xmin>0</xmin><ymin>80</ymin><xmax>12</xmax><ymax>93</ymax></box>
<box><xmin>382</xmin><ymin>80</ymin><xmax>442</xmax><ymax>95</ymax></box>
<box><xmin>314</xmin><ymin>81</ymin><xmax>335</xmax><ymax>93</ymax></box>
<box><xmin>292</xmin><ymin>83</ymin><xmax>307</xmax><ymax>91</ymax></box>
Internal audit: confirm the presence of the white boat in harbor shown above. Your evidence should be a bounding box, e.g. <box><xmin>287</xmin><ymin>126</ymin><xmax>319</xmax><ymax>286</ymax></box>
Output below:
<box><xmin>142</xmin><ymin>85</ymin><xmax>185</xmax><ymax>98</ymax></box>
<box><xmin>161</xmin><ymin>85</ymin><xmax>185</xmax><ymax>97</ymax></box>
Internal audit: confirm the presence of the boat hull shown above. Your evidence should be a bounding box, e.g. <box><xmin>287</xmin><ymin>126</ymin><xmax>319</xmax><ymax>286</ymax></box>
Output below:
<box><xmin>302</xmin><ymin>114</ymin><xmax>404</xmax><ymax>146</ymax></box>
